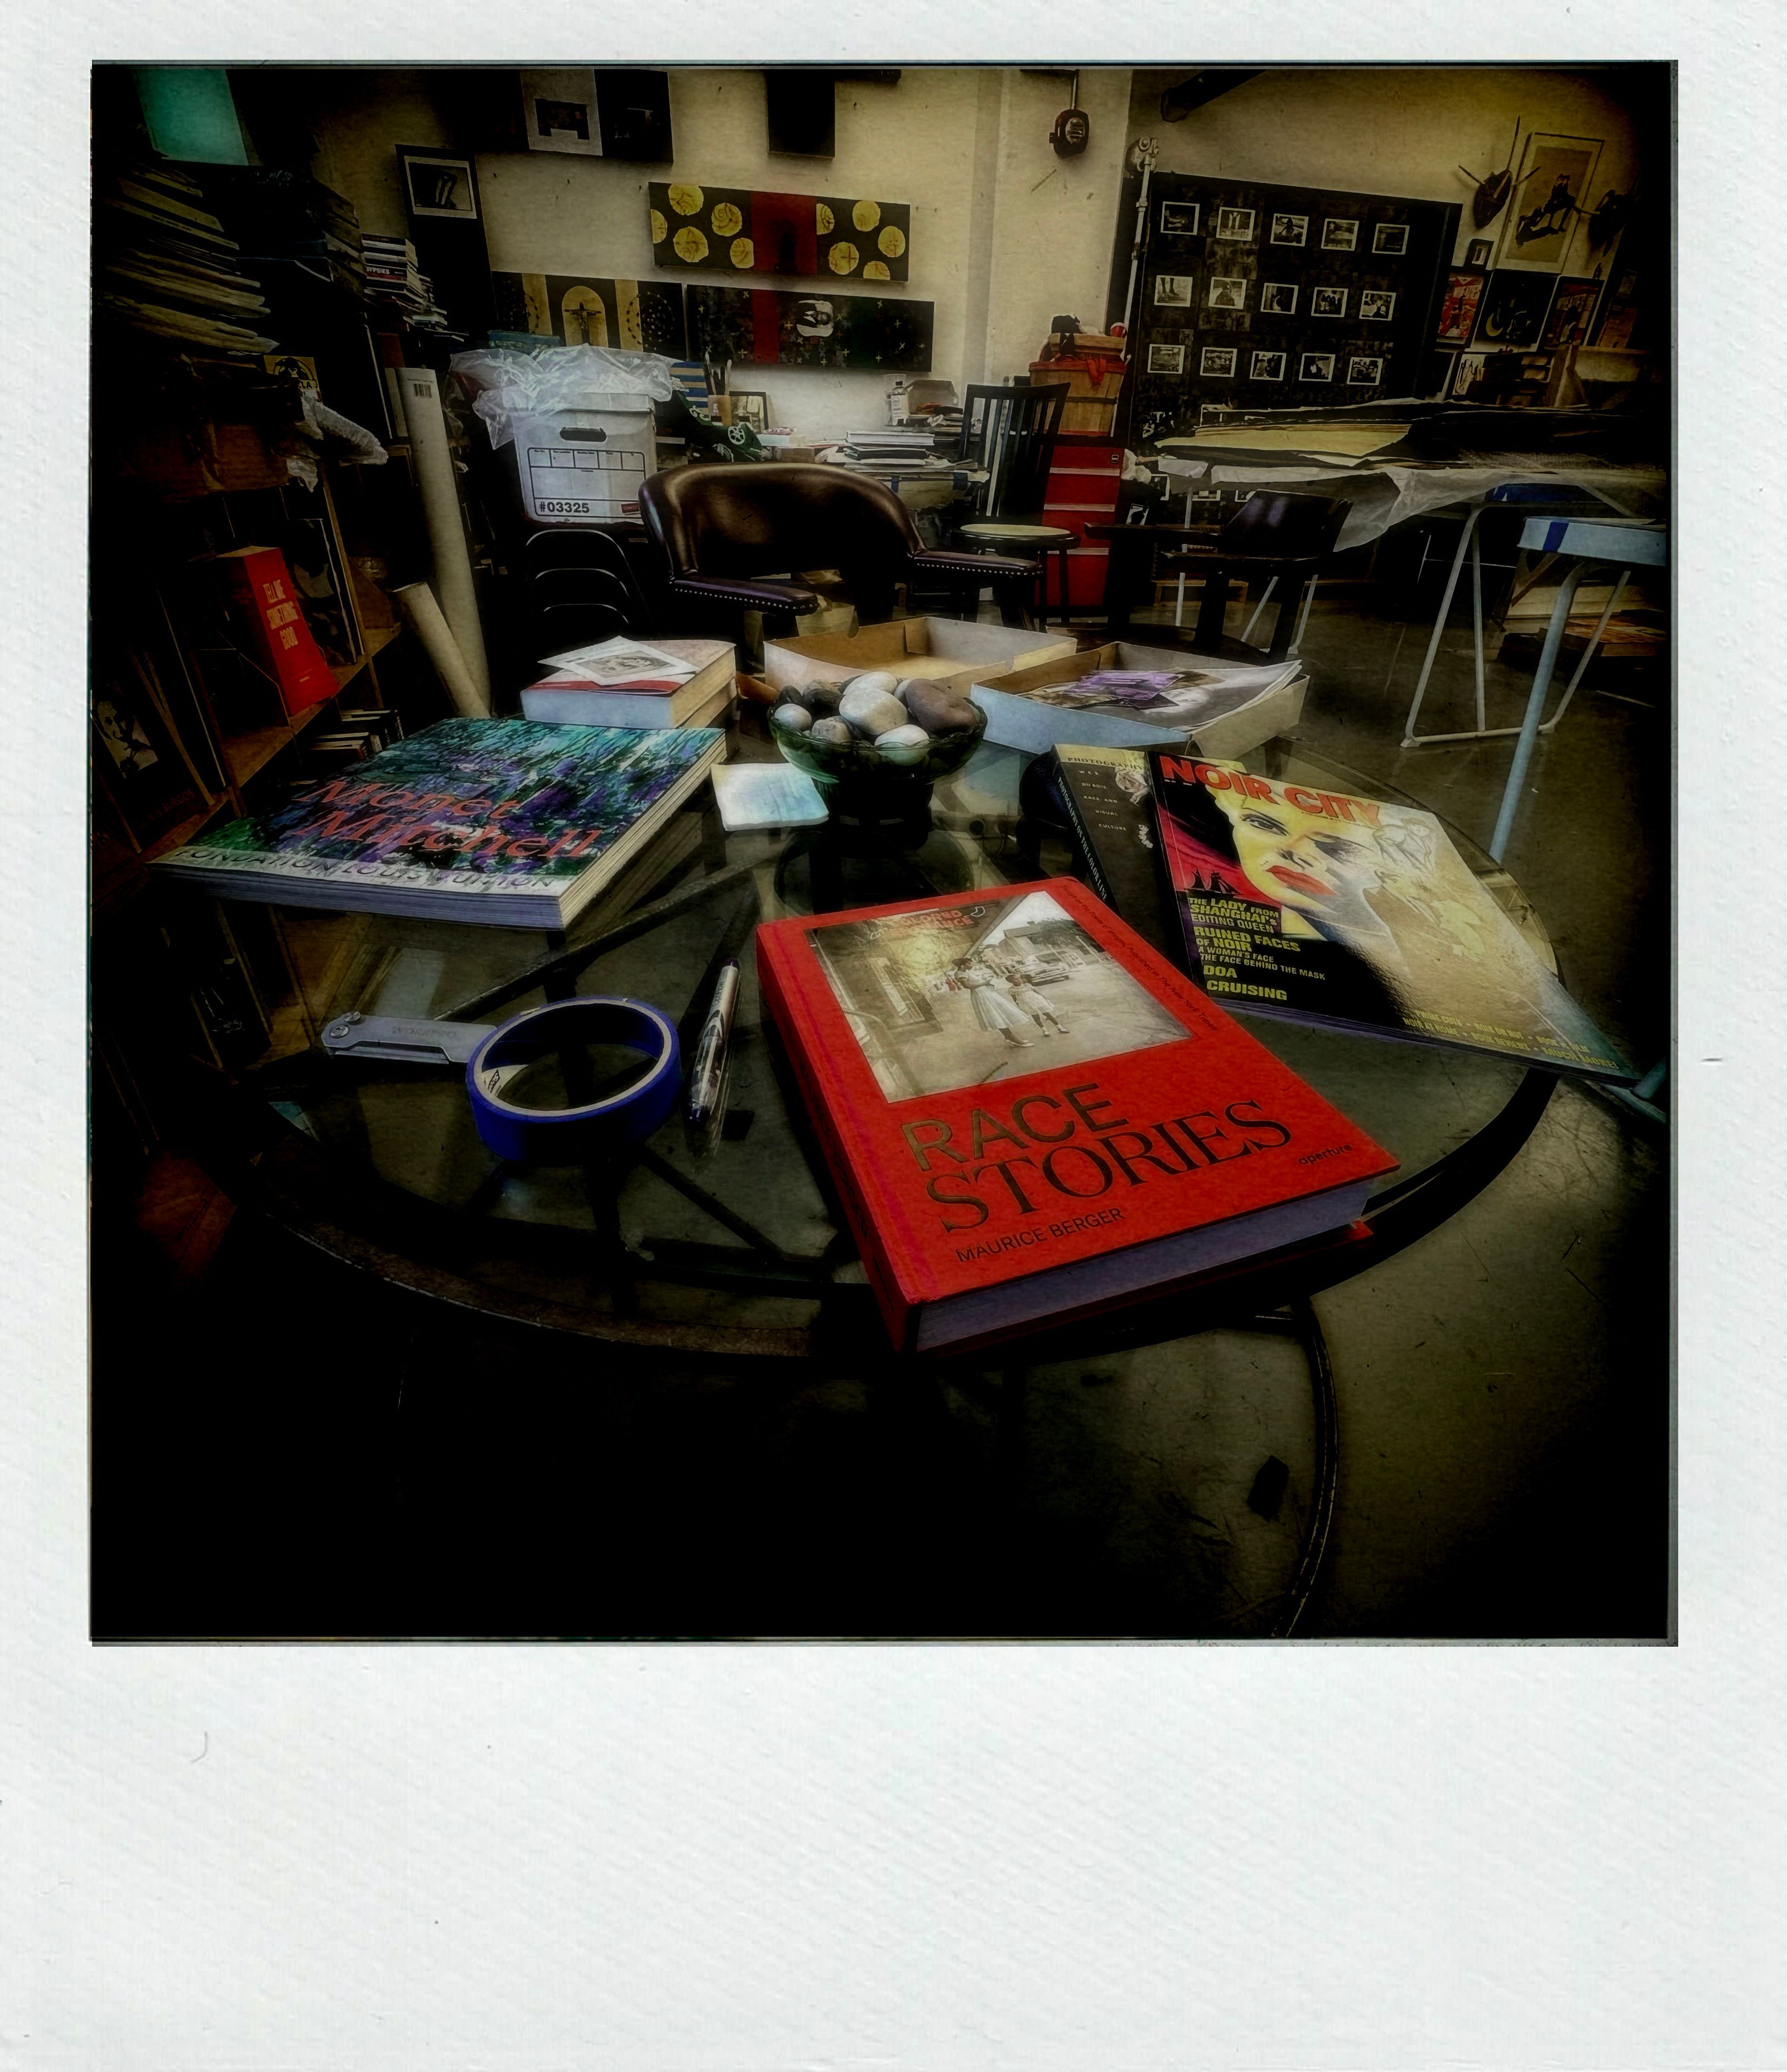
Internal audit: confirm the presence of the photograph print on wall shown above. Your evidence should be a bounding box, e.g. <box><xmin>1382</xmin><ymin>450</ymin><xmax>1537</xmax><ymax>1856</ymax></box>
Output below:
<box><xmin>1212</xmin><ymin>206</ymin><xmax>1256</xmax><ymax>241</ymax></box>
<box><xmin>1322</xmin><ymin>218</ymin><xmax>1359</xmax><ymax>251</ymax></box>
<box><xmin>1359</xmin><ymin>290</ymin><xmax>1397</xmax><ymax>321</ymax></box>
<box><xmin>1270</xmin><ymin>213</ymin><xmax>1308</xmax><ymax>246</ymax></box>
<box><xmin>398</xmin><ymin>148</ymin><xmax>480</xmax><ymax>219</ymax></box>
<box><xmin>1466</xmin><ymin>238</ymin><xmax>1494</xmax><ymax>267</ymax></box>
<box><xmin>1147</xmin><ymin>342</ymin><xmax>1187</xmax><ymax>375</ymax></box>
<box><xmin>1199</xmin><ymin>347</ymin><xmax>1237</xmax><ymax>377</ymax></box>
<box><xmin>1299</xmin><ymin>352</ymin><xmax>1336</xmax><ymax>382</ymax></box>
<box><xmin>1475</xmin><ymin>268</ymin><xmax>1557</xmax><ymax>349</ymax></box>
<box><xmin>1372</xmin><ymin>223</ymin><xmax>1410</xmax><ymax>256</ymax></box>
<box><xmin>1311</xmin><ymin>286</ymin><xmax>1348</xmax><ymax>318</ymax></box>
<box><xmin>1251</xmin><ymin>350</ymin><xmax>1287</xmax><ymax>382</ymax></box>
<box><xmin>1158</xmin><ymin>201</ymin><xmax>1201</xmax><ymax>235</ymax></box>
<box><xmin>1348</xmin><ymin>354</ymin><xmax>1386</xmax><ymax>385</ymax></box>
<box><xmin>1153</xmin><ymin>274</ymin><xmax>1196</xmax><ymax>307</ymax></box>
<box><xmin>1436</xmin><ymin>268</ymin><xmax>1489</xmax><ymax>344</ymax></box>
<box><xmin>1260</xmin><ymin>282</ymin><xmax>1298</xmax><ymax>315</ymax></box>
<box><xmin>1206</xmin><ymin>276</ymin><xmax>1247</xmax><ymax>310</ymax></box>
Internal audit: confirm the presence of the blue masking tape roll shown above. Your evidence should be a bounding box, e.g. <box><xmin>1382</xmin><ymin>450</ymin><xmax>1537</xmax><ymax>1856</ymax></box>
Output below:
<box><xmin>465</xmin><ymin>996</ymin><xmax>681</xmax><ymax>1164</ymax></box>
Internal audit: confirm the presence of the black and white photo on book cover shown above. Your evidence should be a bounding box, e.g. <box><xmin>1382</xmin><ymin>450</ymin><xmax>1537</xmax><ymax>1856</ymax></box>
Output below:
<box><xmin>808</xmin><ymin>891</ymin><xmax>1187</xmax><ymax>1103</ymax></box>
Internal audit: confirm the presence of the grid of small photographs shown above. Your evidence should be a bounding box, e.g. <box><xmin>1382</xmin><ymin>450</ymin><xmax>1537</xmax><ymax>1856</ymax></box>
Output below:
<box><xmin>1250</xmin><ymin>350</ymin><xmax>1287</xmax><ymax>382</ymax></box>
<box><xmin>1206</xmin><ymin>276</ymin><xmax>1246</xmax><ymax>310</ymax></box>
<box><xmin>1212</xmin><ymin>205</ymin><xmax>1255</xmax><ymax>241</ymax></box>
<box><xmin>1146</xmin><ymin>342</ymin><xmax>1186</xmax><ymax>374</ymax></box>
<box><xmin>1360</xmin><ymin>289</ymin><xmax>1396</xmax><ymax>321</ymax></box>
<box><xmin>1300</xmin><ymin>352</ymin><xmax>1336</xmax><ymax>382</ymax></box>
<box><xmin>1311</xmin><ymin>286</ymin><xmax>1348</xmax><ymax>318</ymax></box>
<box><xmin>1200</xmin><ymin>347</ymin><xmax>1237</xmax><ymax>377</ymax></box>
<box><xmin>1158</xmin><ymin>200</ymin><xmax>1201</xmax><ymax>235</ymax></box>
<box><xmin>1348</xmin><ymin>354</ymin><xmax>1386</xmax><ymax>384</ymax></box>
<box><xmin>1372</xmin><ymin>223</ymin><xmax>1410</xmax><ymax>254</ymax></box>
<box><xmin>1260</xmin><ymin>282</ymin><xmax>1298</xmax><ymax>315</ymax></box>
<box><xmin>1270</xmin><ymin>211</ymin><xmax>1308</xmax><ymax>246</ymax></box>
<box><xmin>1321</xmin><ymin>218</ymin><xmax>1359</xmax><ymax>251</ymax></box>
<box><xmin>1153</xmin><ymin>274</ymin><xmax>1196</xmax><ymax>307</ymax></box>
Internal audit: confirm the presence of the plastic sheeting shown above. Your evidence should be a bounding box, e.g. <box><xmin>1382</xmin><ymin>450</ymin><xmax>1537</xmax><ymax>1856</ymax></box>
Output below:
<box><xmin>450</xmin><ymin>345</ymin><xmax>678</xmax><ymax>450</ymax></box>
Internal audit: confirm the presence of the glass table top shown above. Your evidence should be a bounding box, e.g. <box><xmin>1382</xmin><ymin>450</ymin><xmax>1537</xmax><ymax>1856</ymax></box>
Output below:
<box><xmin>210</xmin><ymin>729</ymin><xmax>1557</xmax><ymax>1363</ymax></box>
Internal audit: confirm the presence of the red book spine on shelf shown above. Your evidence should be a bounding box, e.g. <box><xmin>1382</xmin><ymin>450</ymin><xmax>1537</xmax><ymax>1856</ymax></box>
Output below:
<box><xmin>756</xmin><ymin>875</ymin><xmax>1398</xmax><ymax>1355</ymax></box>
<box><xmin>220</xmin><ymin>546</ymin><xmax>338</xmax><ymax>718</ymax></box>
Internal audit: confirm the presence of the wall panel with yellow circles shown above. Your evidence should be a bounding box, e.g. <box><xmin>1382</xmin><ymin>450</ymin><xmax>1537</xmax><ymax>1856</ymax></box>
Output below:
<box><xmin>649</xmin><ymin>184</ymin><xmax>911</xmax><ymax>281</ymax></box>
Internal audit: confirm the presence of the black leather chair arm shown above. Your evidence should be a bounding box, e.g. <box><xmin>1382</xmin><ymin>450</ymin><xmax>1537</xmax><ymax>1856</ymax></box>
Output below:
<box><xmin>667</xmin><ymin>574</ymin><xmax>822</xmax><ymax>613</ymax></box>
<box><xmin>913</xmin><ymin>547</ymin><xmax>1038</xmax><ymax>579</ymax></box>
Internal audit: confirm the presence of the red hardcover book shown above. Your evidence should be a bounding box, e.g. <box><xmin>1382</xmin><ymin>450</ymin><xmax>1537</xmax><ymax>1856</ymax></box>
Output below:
<box><xmin>757</xmin><ymin>876</ymin><xmax>1398</xmax><ymax>1355</ymax></box>
<box><xmin>218</xmin><ymin>545</ymin><xmax>338</xmax><ymax>718</ymax></box>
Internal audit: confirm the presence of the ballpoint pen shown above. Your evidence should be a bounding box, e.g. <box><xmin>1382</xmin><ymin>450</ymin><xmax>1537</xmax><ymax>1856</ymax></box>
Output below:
<box><xmin>683</xmin><ymin>956</ymin><xmax>740</xmax><ymax>1149</ymax></box>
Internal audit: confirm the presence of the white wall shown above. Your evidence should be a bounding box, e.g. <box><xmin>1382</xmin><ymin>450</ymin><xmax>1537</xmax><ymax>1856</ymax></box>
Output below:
<box><xmin>301</xmin><ymin>66</ymin><xmax>1134</xmax><ymax>446</ymax></box>
<box><xmin>1125</xmin><ymin>67</ymin><xmax>1650</xmax><ymax>273</ymax></box>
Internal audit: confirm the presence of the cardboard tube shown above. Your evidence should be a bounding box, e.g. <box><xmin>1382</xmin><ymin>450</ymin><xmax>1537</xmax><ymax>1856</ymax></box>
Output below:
<box><xmin>396</xmin><ymin>366</ymin><xmax>492</xmax><ymax>708</ymax></box>
<box><xmin>393</xmin><ymin>580</ymin><xmax>490</xmax><ymax>718</ymax></box>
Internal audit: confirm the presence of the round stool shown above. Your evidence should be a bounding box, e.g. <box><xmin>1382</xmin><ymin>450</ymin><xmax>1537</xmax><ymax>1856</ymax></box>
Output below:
<box><xmin>957</xmin><ymin>521</ymin><xmax>1077</xmax><ymax>628</ymax></box>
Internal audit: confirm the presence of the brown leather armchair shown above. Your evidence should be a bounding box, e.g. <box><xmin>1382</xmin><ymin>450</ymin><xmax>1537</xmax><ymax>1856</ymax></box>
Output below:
<box><xmin>638</xmin><ymin>463</ymin><xmax>1038</xmax><ymax>628</ymax></box>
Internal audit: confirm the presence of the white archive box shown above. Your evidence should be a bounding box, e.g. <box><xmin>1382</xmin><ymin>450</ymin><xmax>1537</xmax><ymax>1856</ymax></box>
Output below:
<box><xmin>509</xmin><ymin>398</ymin><xmax>657</xmax><ymax>522</ymax></box>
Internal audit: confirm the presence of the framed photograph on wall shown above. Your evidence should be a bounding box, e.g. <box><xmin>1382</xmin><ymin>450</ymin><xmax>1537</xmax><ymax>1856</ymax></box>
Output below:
<box><xmin>1158</xmin><ymin>200</ymin><xmax>1201</xmax><ymax>235</ymax></box>
<box><xmin>1250</xmin><ymin>350</ymin><xmax>1287</xmax><ymax>382</ymax></box>
<box><xmin>1347</xmin><ymin>354</ymin><xmax>1386</xmax><ymax>386</ymax></box>
<box><xmin>1199</xmin><ymin>347</ymin><xmax>1237</xmax><ymax>377</ymax></box>
<box><xmin>1153</xmin><ymin>274</ymin><xmax>1196</xmax><ymax>307</ymax></box>
<box><xmin>1146</xmin><ymin>342</ymin><xmax>1187</xmax><ymax>374</ymax></box>
<box><xmin>1359</xmin><ymin>289</ymin><xmax>1397</xmax><ymax>321</ymax></box>
<box><xmin>396</xmin><ymin>147</ymin><xmax>481</xmax><ymax>220</ymax></box>
<box><xmin>1270</xmin><ymin>212</ymin><xmax>1308</xmax><ymax>246</ymax></box>
<box><xmin>1212</xmin><ymin>206</ymin><xmax>1256</xmax><ymax>241</ymax></box>
<box><xmin>1205</xmin><ymin>276</ymin><xmax>1246</xmax><ymax>310</ymax></box>
<box><xmin>1299</xmin><ymin>352</ymin><xmax>1336</xmax><ymax>382</ymax></box>
<box><xmin>1436</xmin><ymin>268</ymin><xmax>1489</xmax><ymax>344</ymax></box>
<box><xmin>1311</xmin><ymin>285</ymin><xmax>1348</xmax><ymax>318</ymax></box>
<box><xmin>727</xmin><ymin>390</ymin><xmax>769</xmax><ymax>430</ymax></box>
<box><xmin>519</xmin><ymin>68</ymin><xmax>604</xmax><ymax>156</ymax></box>
<box><xmin>1322</xmin><ymin>218</ymin><xmax>1359</xmax><ymax>252</ymax></box>
<box><xmin>1475</xmin><ymin>268</ymin><xmax>1557</xmax><ymax>349</ymax></box>
<box><xmin>1372</xmin><ymin>223</ymin><xmax>1410</xmax><ymax>256</ymax></box>
<box><xmin>1466</xmin><ymin>237</ymin><xmax>1494</xmax><ymax>267</ymax></box>
<box><xmin>1498</xmin><ymin>132</ymin><xmax>1603</xmax><ymax>271</ymax></box>
<box><xmin>1260</xmin><ymin>282</ymin><xmax>1298</xmax><ymax>315</ymax></box>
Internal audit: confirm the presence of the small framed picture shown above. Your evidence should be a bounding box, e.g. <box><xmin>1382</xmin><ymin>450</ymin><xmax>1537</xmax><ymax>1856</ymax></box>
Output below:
<box><xmin>1212</xmin><ymin>206</ymin><xmax>1256</xmax><ymax>242</ymax></box>
<box><xmin>728</xmin><ymin>390</ymin><xmax>769</xmax><ymax>431</ymax></box>
<box><xmin>1436</xmin><ymin>268</ymin><xmax>1489</xmax><ymax>344</ymax></box>
<box><xmin>1466</xmin><ymin>237</ymin><xmax>1494</xmax><ymax>268</ymax></box>
<box><xmin>1541</xmin><ymin>275</ymin><xmax>1603</xmax><ymax>348</ymax></box>
<box><xmin>397</xmin><ymin>147</ymin><xmax>481</xmax><ymax>220</ymax></box>
<box><xmin>1451</xmin><ymin>349</ymin><xmax>1490</xmax><ymax>400</ymax></box>
<box><xmin>1299</xmin><ymin>352</ymin><xmax>1336</xmax><ymax>382</ymax></box>
<box><xmin>1260</xmin><ymin>282</ymin><xmax>1298</xmax><ymax>316</ymax></box>
<box><xmin>1158</xmin><ymin>200</ymin><xmax>1201</xmax><ymax>235</ymax></box>
<box><xmin>1250</xmin><ymin>350</ymin><xmax>1287</xmax><ymax>382</ymax></box>
<box><xmin>1270</xmin><ymin>213</ymin><xmax>1308</xmax><ymax>246</ymax></box>
<box><xmin>1205</xmin><ymin>276</ymin><xmax>1247</xmax><ymax>310</ymax></box>
<box><xmin>1146</xmin><ymin>342</ymin><xmax>1187</xmax><ymax>375</ymax></box>
<box><xmin>1348</xmin><ymin>354</ymin><xmax>1386</xmax><ymax>385</ymax></box>
<box><xmin>1359</xmin><ymin>289</ymin><xmax>1397</xmax><ymax>321</ymax></box>
<box><xmin>1322</xmin><ymin>218</ymin><xmax>1359</xmax><ymax>252</ymax></box>
<box><xmin>1153</xmin><ymin>273</ymin><xmax>1196</xmax><ymax>307</ymax></box>
<box><xmin>1372</xmin><ymin>223</ymin><xmax>1410</xmax><ymax>256</ymax></box>
<box><xmin>1199</xmin><ymin>347</ymin><xmax>1237</xmax><ymax>377</ymax></box>
<box><xmin>1311</xmin><ymin>286</ymin><xmax>1348</xmax><ymax>319</ymax></box>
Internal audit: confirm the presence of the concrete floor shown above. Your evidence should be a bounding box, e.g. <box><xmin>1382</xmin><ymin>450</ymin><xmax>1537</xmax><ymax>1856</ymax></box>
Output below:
<box><xmin>93</xmin><ymin>564</ymin><xmax>1670</xmax><ymax>1642</ymax></box>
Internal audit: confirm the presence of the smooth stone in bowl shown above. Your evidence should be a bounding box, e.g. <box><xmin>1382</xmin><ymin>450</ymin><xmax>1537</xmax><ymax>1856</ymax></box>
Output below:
<box><xmin>840</xmin><ymin>670</ymin><xmax>903</xmax><ymax>702</ymax></box>
<box><xmin>803</xmin><ymin>681</ymin><xmax>844</xmax><ymax>717</ymax></box>
<box><xmin>837</xmin><ymin>685</ymin><xmax>909</xmax><ymax>739</ymax></box>
<box><xmin>770</xmin><ymin>702</ymin><xmax>813</xmax><ymax>733</ymax></box>
<box><xmin>899</xmin><ymin>678</ymin><xmax>983</xmax><ymax>738</ymax></box>
<box><xmin>874</xmin><ymin>723</ymin><xmax>931</xmax><ymax>766</ymax></box>
<box><xmin>808</xmin><ymin>717</ymin><xmax>856</xmax><ymax>748</ymax></box>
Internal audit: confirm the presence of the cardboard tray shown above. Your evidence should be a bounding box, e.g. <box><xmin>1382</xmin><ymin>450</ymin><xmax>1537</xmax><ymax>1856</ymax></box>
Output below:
<box><xmin>762</xmin><ymin>616</ymin><xmax>1075</xmax><ymax>700</ymax></box>
<box><xmin>970</xmin><ymin>641</ymin><xmax>1308</xmax><ymax>757</ymax></box>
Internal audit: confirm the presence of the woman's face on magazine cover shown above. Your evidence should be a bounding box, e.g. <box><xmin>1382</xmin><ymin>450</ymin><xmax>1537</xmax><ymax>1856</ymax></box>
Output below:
<box><xmin>1223</xmin><ymin>799</ymin><xmax>1384</xmax><ymax>916</ymax></box>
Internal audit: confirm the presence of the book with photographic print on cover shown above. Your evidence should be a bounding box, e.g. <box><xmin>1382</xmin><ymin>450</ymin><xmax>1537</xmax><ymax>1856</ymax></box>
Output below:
<box><xmin>1049</xmin><ymin>743</ymin><xmax>1177</xmax><ymax>960</ymax></box>
<box><xmin>1148</xmin><ymin>753</ymin><xmax>1634</xmax><ymax>1078</ymax></box>
<box><xmin>757</xmin><ymin>876</ymin><xmax>1396</xmax><ymax>1354</ymax></box>
<box><xmin>153</xmin><ymin>717</ymin><xmax>724</xmax><ymax>927</ymax></box>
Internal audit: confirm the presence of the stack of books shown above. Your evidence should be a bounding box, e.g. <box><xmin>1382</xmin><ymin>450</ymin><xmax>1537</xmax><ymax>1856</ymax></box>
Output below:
<box><xmin>95</xmin><ymin>162</ymin><xmax>277</xmax><ymax>356</ymax></box>
<box><xmin>519</xmin><ymin>636</ymin><xmax>736</xmax><ymax>732</ymax></box>
<box><xmin>205</xmin><ymin>168</ymin><xmax>367</xmax><ymax>301</ymax></box>
<box><xmin>840</xmin><ymin>428</ymin><xmax>940</xmax><ymax>469</ymax></box>
<box><xmin>362</xmin><ymin>235</ymin><xmax>450</xmax><ymax>330</ymax></box>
